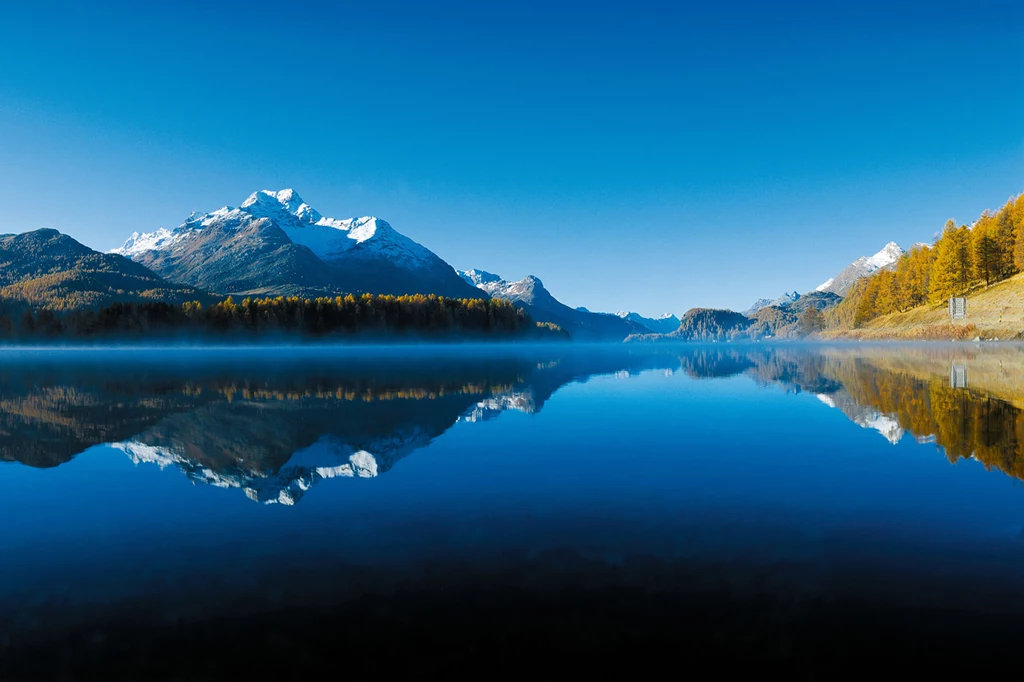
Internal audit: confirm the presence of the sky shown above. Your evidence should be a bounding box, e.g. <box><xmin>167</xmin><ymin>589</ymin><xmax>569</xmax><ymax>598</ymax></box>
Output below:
<box><xmin>0</xmin><ymin>0</ymin><xmax>1021</xmax><ymax>315</ymax></box>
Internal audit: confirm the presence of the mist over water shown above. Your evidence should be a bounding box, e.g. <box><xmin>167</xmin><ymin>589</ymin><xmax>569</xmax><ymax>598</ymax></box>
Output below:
<box><xmin>4</xmin><ymin>343</ymin><xmax>1024</xmax><ymax>676</ymax></box>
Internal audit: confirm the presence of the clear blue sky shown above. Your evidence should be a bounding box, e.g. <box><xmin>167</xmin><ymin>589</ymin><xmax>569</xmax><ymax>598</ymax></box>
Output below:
<box><xmin>0</xmin><ymin>0</ymin><xmax>1021</xmax><ymax>315</ymax></box>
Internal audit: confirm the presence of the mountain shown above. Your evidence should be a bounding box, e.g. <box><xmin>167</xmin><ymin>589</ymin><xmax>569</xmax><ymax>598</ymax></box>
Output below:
<box><xmin>815</xmin><ymin>241</ymin><xmax>905</xmax><ymax>296</ymax></box>
<box><xmin>0</xmin><ymin>348</ymin><xmax>687</xmax><ymax>502</ymax></box>
<box><xmin>744</xmin><ymin>291</ymin><xmax>801</xmax><ymax>315</ymax></box>
<box><xmin>615</xmin><ymin>311</ymin><xmax>680</xmax><ymax>334</ymax></box>
<box><xmin>114</xmin><ymin>189</ymin><xmax>481</xmax><ymax>299</ymax></box>
<box><xmin>0</xmin><ymin>229</ymin><xmax>209</xmax><ymax>311</ymax></box>
<box><xmin>456</xmin><ymin>269</ymin><xmax>647</xmax><ymax>340</ymax></box>
<box><xmin>745</xmin><ymin>297</ymin><xmax>774</xmax><ymax>315</ymax></box>
<box><xmin>667</xmin><ymin>308</ymin><xmax>751</xmax><ymax>341</ymax></box>
<box><xmin>621</xmin><ymin>308</ymin><xmax>750</xmax><ymax>342</ymax></box>
<box><xmin>745</xmin><ymin>291</ymin><xmax>842</xmax><ymax>338</ymax></box>
<box><xmin>782</xmin><ymin>290</ymin><xmax>841</xmax><ymax>313</ymax></box>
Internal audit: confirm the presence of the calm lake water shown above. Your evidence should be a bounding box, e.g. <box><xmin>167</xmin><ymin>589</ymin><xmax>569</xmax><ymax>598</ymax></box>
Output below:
<box><xmin>4</xmin><ymin>343</ymin><xmax>1024</xmax><ymax>677</ymax></box>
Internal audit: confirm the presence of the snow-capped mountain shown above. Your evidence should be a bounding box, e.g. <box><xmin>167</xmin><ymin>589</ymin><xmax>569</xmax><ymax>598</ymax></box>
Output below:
<box><xmin>615</xmin><ymin>311</ymin><xmax>680</xmax><ymax>334</ymax></box>
<box><xmin>114</xmin><ymin>189</ymin><xmax>481</xmax><ymax>299</ymax></box>
<box><xmin>457</xmin><ymin>268</ymin><xmax>503</xmax><ymax>288</ymax></box>
<box><xmin>815</xmin><ymin>241</ymin><xmax>905</xmax><ymax>296</ymax></box>
<box><xmin>456</xmin><ymin>269</ymin><xmax>647</xmax><ymax>340</ymax></box>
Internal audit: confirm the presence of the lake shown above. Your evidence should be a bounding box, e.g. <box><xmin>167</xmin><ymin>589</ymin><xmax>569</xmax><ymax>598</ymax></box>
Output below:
<box><xmin>4</xmin><ymin>343</ymin><xmax>1024</xmax><ymax>677</ymax></box>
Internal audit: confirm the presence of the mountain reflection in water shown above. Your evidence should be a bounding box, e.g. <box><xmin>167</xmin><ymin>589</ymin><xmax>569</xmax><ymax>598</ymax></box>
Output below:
<box><xmin>4</xmin><ymin>345</ymin><xmax>1024</xmax><ymax>503</ymax></box>
<box><xmin>6</xmin><ymin>344</ymin><xmax>1024</xmax><ymax>677</ymax></box>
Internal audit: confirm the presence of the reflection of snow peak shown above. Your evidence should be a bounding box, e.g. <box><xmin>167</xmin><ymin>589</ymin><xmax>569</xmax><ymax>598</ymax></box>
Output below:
<box><xmin>815</xmin><ymin>393</ymin><xmax>905</xmax><ymax>445</ymax></box>
<box><xmin>459</xmin><ymin>391</ymin><xmax>537</xmax><ymax>422</ymax></box>
<box><xmin>859</xmin><ymin>413</ymin><xmax>905</xmax><ymax>445</ymax></box>
<box><xmin>287</xmin><ymin>440</ymin><xmax>380</xmax><ymax>479</ymax></box>
<box><xmin>112</xmin><ymin>438</ymin><xmax>379</xmax><ymax>506</ymax></box>
<box><xmin>815</xmin><ymin>394</ymin><xmax>837</xmax><ymax>409</ymax></box>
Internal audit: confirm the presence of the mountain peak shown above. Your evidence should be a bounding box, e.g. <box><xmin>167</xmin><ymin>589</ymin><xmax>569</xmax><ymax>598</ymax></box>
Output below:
<box><xmin>815</xmin><ymin>241</ymin><xmax>905</xmax><ymax>296</ymax></box>
<box><xmin>615</xmin><ymin>310</ymin><xmax>681</xmax><ymax>334</ymax></box>
<box><xmin>111</xmin><ymin>190</ymin><xmax>478</xmax><ymax>299</ymax></box>
<box><xmin>241</xmin><ymin>188</ymin><xmax>305</xmax><ymax>213</ymax></box>
<box><xmin>867</xmin><ymin>241</ymin><xmax>904</xmax><ymax>268</ymax></box>
<box><xmin>457</xmin><ymin>268</ymin><xmax>503</xmax><ymax>287</ymax></box>
<box><xmin>744</xmin><ymin>291</ymin><xmax>802</xmax><ymax>315</ymax></box>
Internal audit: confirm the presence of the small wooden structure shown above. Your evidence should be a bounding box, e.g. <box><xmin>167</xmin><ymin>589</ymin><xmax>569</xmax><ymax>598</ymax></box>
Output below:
<box><xmin>948</xmin><ymin>297</ymin><xmax>967</xmax><ymax>320</ymax></box>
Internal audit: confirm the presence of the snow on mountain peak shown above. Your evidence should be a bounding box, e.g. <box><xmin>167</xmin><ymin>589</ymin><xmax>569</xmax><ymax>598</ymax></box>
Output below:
<box><xmin>814</xmin><ymin>277</ymin><xmax>835</xmax><ymax>293</ymax></box>
<box><xmin>113</xmin><ymin>189</ymin><xmax>435</xmax><ymax>268</ymax></box>
<box><xmin>241</xmin><ymin>188</ymin><xmax>305</xmax><ymax>213</ymax></box>
<box><xmin>456</xmin><ymin>269</ymin><xmax>546</xmax><ymax>301</ymax></box>
<box><xmin>457</xmin><ymin>268</ymin><xmax>503</xmax><ymax>287</ymax></box>
<box><xmin>614</xmin><ymin>310</ymin><xmax>681</xmax><ymax>333</ymax></box>
<box><xmin>814</xmin><ymin>241</ymin><xmax>905</xmax><ymax>295</ymax></box>
<box><xmin>866</xmin><ymin>241</ymin><xmax>904</xmax><ymax>269</ymax></box>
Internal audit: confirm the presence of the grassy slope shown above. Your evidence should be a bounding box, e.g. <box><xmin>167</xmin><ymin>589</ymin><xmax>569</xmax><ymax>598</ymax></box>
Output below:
<box><xmin>823</xmin><ymin>272</ymin><xmax>1024</xmax><ymax>341</ymax></box>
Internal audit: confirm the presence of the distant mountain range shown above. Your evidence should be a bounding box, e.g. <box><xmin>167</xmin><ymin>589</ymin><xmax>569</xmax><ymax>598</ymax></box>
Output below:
<box><xmin>744</xmin><ymin>291</ymin><xmax>802</xmax><ymax>316</ymax></box>
<box><xmin>615</xmin><ymin>311</ymin><xmax>680</xmax><ymax>334</ymax></box>
<box><xmin>743</xmin><ymin>241</ymin><xmax>905</xmax><ymax>318</ymax></box>
<box><xmin>0</xmin><ymin>189</ymin><xmax>675</xmax><ymax>341</ymax></box>
<box><xmin>0</xmin><ymin>190</ymin><xmax>941</xmax><ymax>342</ymax></box>
<box><xmin>456</xmin><ymin>269</ymin><xmax>652</xmax><ymax>340</ymax></box>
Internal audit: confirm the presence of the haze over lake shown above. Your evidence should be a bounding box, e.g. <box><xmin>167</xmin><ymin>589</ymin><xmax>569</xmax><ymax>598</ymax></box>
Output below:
<box><xmin>4</xmin><ymin>343</ymin><xmax>1024</xmax><ymax>676</ymax></box>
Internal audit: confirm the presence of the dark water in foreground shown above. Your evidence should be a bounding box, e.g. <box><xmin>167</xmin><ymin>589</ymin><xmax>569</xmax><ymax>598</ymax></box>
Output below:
<box><xmin>4</xmin><ymin>343</ymin><xmax>1024</xmax><ymax>677</ymax></box>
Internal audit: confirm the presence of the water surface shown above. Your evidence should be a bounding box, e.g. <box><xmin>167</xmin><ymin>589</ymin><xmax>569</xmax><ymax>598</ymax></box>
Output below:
<box><xmin>4</xmin><ymin>343</ymin><xmax>1024</xmax><ymax>676</ymax></box>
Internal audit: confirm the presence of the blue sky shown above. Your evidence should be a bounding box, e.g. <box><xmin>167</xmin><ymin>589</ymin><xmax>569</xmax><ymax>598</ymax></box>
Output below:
<box><xmin>0</xmin><ymin>0</ymin><xmax>1021</xmax><ymax>315</ymax></box>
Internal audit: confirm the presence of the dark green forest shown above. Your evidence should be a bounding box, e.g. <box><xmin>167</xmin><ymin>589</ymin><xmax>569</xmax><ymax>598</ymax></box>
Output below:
<box><xmin>0</xmin><ymin>293</ymin><xmax>567</xmax><ymax>341</ymax></box>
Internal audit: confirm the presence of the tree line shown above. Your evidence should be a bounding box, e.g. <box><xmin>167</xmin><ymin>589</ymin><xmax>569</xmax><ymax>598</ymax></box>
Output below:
<box><xmin>830</xmin><ymin>194</ymin><xmax>1024</xmax><ymax>328</ymax></box>
<box><xmin>0</xmin><ymin>293</ymin><xmax>567</xmax><ymax>341</ymax></box>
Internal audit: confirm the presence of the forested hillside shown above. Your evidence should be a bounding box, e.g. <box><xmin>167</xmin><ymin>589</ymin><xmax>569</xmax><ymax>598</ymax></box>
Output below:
<box><xmin>828</xmin><ymin>193</ymin><xmax>1024</xmax><ymax>334</ymax></box>
<box><xmin>0</xmin><ymin>229</ymin><xmax>211</xmax><ymax>310</ymax></box>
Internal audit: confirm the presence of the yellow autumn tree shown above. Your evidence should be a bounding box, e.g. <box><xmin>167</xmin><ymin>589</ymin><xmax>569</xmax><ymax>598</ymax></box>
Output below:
<box><xmin>930</xmin><ymin>221</ymin><xmax>973</xmax><ymax>303</ymax></box>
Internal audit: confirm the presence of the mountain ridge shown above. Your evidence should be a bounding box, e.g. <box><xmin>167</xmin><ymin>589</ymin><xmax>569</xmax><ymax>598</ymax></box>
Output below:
<box><xmin>114</xmin><ymin>189</ymin><xmax>481</xmax><ymax>300</ymax></box>
<box><xmin>456</xmin><ymin>269</ymin><xmax>647</xmax><ymax>340</ymax></box>
<box><xmin>815</xmin><ymin>241</ymin><xmax>905</xmax><ymax>296</ymax></box>
<box><xmin>0</xmin><ymin>229</ymin><xmax>211</xmax><ymax>311</ymax></box>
